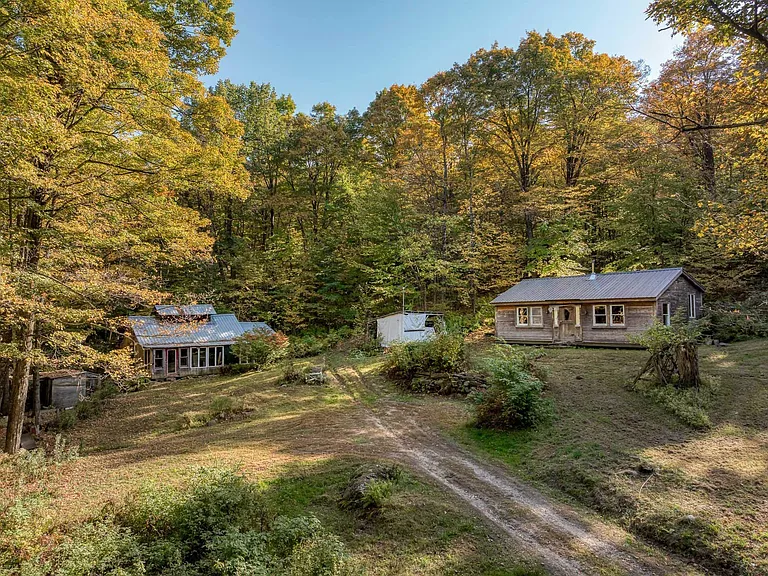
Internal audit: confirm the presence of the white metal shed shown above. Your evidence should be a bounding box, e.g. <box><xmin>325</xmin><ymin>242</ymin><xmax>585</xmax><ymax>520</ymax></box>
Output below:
<box><xmin>376</xmin><ymin>311</ymin><xmax>442</xmax><ymax>347</ymax></box>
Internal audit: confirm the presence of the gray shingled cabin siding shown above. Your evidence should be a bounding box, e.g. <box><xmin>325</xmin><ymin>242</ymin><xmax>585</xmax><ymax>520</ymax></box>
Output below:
<box><xmin>657</xmin><ymin>275</ymin><xmax>703</xmax><ymax>320</ymax></box>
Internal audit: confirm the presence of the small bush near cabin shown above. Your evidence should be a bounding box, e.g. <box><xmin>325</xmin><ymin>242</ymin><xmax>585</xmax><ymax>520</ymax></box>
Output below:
<box><xmin>385</xmin><ymin>332</ymin><xmax>466</xmax><ymax>382</ymax></box>
<box><xmin>232</xmin><ymin>331</ymin><xmax>289</xmax><ymax>369</ymax></box>
<box><xmin>472</xmin><ymin>347</ymin><xmax>552</xmax><ymax>430</ymax></box>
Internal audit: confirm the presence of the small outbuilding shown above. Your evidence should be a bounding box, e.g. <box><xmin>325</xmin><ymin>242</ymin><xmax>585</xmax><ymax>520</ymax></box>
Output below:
<box><xmin>33</xmin><ymin>370</ymin><xmax>102</xmax><ymax>409</ymax></box>
<box><xmin>127</xmin><ymin>305</ymin><xmax>274</xmax><ymax>380</ymax></box>
<box><xmin>491</xmin><ymin>267</ymin><xmax>704</xmax><ymax>347</ymax></box>
<box><xmin>376</xmin><ymin>311</ymin><xmax>443</xmax><ymax>347</ymax></box>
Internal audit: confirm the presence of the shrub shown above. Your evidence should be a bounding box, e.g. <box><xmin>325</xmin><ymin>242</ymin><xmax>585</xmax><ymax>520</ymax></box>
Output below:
<box><xmin>10</xmin><ymin>467</ymin><xmax>356</xmax><ymax>576</ymax></box>
<box><xmin>631</xmin><ymin>377</ymin><xmax>718</xmax><ymax>429</ymax></box>
<box><xmin>232</xmin><ymin>331</ymin><xmax>289</xmax><ymax>369</ymax></box>
<box><xmin>472</xmin><ymin>347</ymin><xmax>552</xmax><ymax>430</ymax></box>
<box><xmin>54</xmin><ymin>409</ymin><xmax>77</xmax><ymax>431</ymax></box>
<box><xmin>338</xmin><ymin>464</ymin><xmax>402</xmax><ymax>517</ymax></box>
<box><xmin>219</xmin><ymin>363</ymin><xmax>254</xmax><ymax>376</ymax></box>
<box><xmin>281</xmin><ymin>362</ymin><xmax>304</xmax><ymax>385</ymax></box>
<box><xmin>703</xmin><ymin>293</ymin><xmax>768</xmax><ymax>342</ymax></box>
<box><xmin>385</xmin><ymin>332</ymin><xmax>466</xmax><ymax>381</ymax></box>
<box><xmin>208</xmin><ymin>396</ymin><xmax>246</xmax><ymax>419</ymax></box>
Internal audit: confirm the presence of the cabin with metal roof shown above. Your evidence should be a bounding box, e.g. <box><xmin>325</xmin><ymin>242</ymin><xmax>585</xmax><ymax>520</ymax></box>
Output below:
<box><xmin>491</xmin><ymin>268</ymin><xmax>704</xmax><ymax>347</ymax></box>
<box><xmin>127</xmin><ymin>305</ymin><xmax>274</xmax><ymax>379</ymax></box>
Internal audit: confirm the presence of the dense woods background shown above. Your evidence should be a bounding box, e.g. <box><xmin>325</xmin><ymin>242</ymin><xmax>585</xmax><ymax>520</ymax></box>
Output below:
<box><xmin>1</xmin><ymin>1</ymin><xmax>767</xmax><ymax>450</ymax></box>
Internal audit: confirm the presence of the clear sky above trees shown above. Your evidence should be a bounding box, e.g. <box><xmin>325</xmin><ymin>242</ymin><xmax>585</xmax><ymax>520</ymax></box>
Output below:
<box><xmin>205</xmin><ymin>0</ymin><xmax>682</xmax><ymax>113</ymax></box>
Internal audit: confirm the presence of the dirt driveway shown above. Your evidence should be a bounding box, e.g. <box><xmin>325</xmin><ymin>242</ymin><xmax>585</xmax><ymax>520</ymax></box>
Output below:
<box><xmin>331</xmin><ymin>364</ymin><xmax>700</xmax><ymax>576</ymax></box>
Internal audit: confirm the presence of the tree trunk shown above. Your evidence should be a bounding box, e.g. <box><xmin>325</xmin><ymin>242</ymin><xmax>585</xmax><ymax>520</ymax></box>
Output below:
<box><xmin>5</xmin><ymin>311</ymin><xmax>35</xmax><ymax>454</ymax></box>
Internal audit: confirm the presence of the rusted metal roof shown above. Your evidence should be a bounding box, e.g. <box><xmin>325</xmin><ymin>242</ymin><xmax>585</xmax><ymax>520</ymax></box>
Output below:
<box><xmin>154</xmin><ymin>304</ymin><xmax>217</xmax><ymax>316</ymax></box>
<box><xmin>128</xmin><ymin>314</ymin><xmax>273</xmax><ymax>348</ymax></box>
<box><xmin>491</xmin><ymin>268</ymin><xmax>702</xmax><ymax>305</ymax></box>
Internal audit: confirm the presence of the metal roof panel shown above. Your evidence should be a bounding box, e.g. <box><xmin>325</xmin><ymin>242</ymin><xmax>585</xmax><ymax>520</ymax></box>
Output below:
<box><xmin>491</xmin><ymin>268</ymin><xmax>693</xmax><ymax>304</ymax></box>
<box><xmin>128</xmin><ymin>314</ymin><xmax>271</xmax><ymax>347</ymax></box>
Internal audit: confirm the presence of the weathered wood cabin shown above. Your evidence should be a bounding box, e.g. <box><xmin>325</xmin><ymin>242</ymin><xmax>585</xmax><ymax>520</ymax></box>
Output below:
<box><xmin>128</xmin><ymin>305</ymin><xmax>274</xmax><ymax>380</ymax></box>
<box><xmin>24</xmin><ymin>370</ymin><xmax>101</xmax><ymax>410</ymax></box>
<box><xmin>491</xmin><ymin>268</ymin><xmax>704</xmax><ymax>347</ymax></box>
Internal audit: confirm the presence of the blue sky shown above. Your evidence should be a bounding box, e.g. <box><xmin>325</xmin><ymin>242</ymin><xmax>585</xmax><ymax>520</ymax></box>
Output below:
<box><xmin>205</xmin><ymin>0</ymin><xmax>680</xmax><ymax>114</ymax></box>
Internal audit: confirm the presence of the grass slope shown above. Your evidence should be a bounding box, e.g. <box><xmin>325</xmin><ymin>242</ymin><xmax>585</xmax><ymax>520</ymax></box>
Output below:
<box><xmin>0</xmin><ymin>362</ymin><xmax>541</xmax><ymax>576</ymax></box>
<box><xmin>451</xmin><ymin>340</ymin><xmax>768</xmax><ymax>576</ymax></box>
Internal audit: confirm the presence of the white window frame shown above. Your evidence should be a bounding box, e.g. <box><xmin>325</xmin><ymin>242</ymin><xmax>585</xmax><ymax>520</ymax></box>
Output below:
<box><xmin>153</xmin><ymin>349</ymin><xmax>164</xmax><ymax>371</ymax></box>
<box><xmin>593</xmin><ymin>304</ymin><xmax>625</xmax><ymax>327</ymax></box>
<box><xmin>610</xmin><ymin>304</ymin><xmax>625</xmax><ymax>327</ymax></box>
<box><xmin>662</xmin><ymin>302</ymin><xmax>671</xmax><ymax>326</ymax></box>
<box><xmin>179</xmin><ymin>348</ymin><xmax>189</xmax><ymax>368</ymax></box>
<box><xmin>516</xmin><ymin>307</ymin><xmax>529</xmax><ymax>327</ymax></box>
<box><xmin>688</xmin><ymin>294</ymin><xmax>697</xmax><ymax>318</ymax></box>
<box><xmin>529</xmin><ymin>306</ymin><xmax>543</xmax><ymax>327</ymax></box>
<box><xmin>593</xmin><ymin>304</ymin><xmax>608</xmax><ymax>326</ymax></box>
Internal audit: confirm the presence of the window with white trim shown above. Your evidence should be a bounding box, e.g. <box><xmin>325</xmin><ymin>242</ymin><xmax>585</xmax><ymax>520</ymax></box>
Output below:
<box><xmin>179</xmin><ymin>348</ymin><xmax>189</xmax><ymax>368</ymax></box>
<box><xmin>593</xmin><ymin>304</ymin><xmax>625</xmax><ymax>327</ymax></box>
<box><xmin>153</xmin><ymin>349</ymin><xmax>164</xmax><ymax>370</ymax></box>
<box><xmin>144</xmin><ymin>349</ymin><xmax>151</xmax><ymax>367</ymax></box>
<box><xmin>516</xmin><ymin>306</ymin><xmax>543</xmax><ymax>327</ymax></box>
<box><xmin>593</xmin><ymin>305</ymin><xmax>608</xmax><ymax>326</ymax></box>
<box><xmin>662</xmin><ymin>303</ymin><xmax>671</xmax><ymax>326</ymax></box>
<box><xmin>688</xmin><ymin>294</ymin><xmax>697</xmax><ymax>318</ymax></box>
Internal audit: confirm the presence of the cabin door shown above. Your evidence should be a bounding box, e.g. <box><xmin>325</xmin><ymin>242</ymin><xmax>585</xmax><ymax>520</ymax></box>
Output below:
<box><xmin>166</xmin><ymin>349</ymin><xmax>178</xmax><ymax>376</ymax></box>
<box><xmin>558</xmin><ymin>306</ymin><xmax>578</xmax><ymax>343</ymax></box>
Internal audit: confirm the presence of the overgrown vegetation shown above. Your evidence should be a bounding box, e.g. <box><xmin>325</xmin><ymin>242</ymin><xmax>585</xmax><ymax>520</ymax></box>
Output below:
<box><xmin>52</xmin><ymin>382</ymin><xmax>119</xmax><ymax>431</ymax></box>
<box><xmin>338</xmin><ymin>464</ymin><xmax>402</xmax><ymax>518</ymax></box>
<box><xmin>630</xmin><ymin>320</ymin><xmax>718</xmax><ymax>428</ymax></box>
<box><xmin>232</xmin><ymin>331</ymin><xmax>290</xmax><ymax>369</ymax></box>
<box><xmin>471</xmin><ymin>347</ymin><xmax>552</xmax><ymax>430</ymax></box>
<box><xmin>385</xmin><ymin>333</ymin><xmax>467</xmax><ymax>382</ymax></box>
<box><xmin>3</xmin><ymin>467</ymin><xmax>357</xmax><ymax>576</ymax></box>
<box><xmin>703</xmin><ymin>292</ymin><xmax>768</xmax><ymax>342</ymax></box>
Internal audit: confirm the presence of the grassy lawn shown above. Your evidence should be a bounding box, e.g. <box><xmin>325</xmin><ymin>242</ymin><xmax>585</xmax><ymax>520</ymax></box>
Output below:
<box><xmin>450</xmin><ymin>340</ymin><xmax>768</xmax><ymax>576</ymax></box>
<box><xmin>0</xmin><ymin>361</ymin><xmax>540</xmax><ymax>576</ymax></box>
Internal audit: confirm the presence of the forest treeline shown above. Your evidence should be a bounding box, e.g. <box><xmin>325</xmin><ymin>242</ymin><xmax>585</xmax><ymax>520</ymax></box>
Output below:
<box><xmin>0</xmin><ymin>0</ymin><xmax>767</xmax><ymax>452</ymax></box>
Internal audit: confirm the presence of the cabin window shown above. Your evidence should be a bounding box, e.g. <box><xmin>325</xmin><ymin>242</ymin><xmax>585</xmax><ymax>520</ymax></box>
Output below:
<box><xmin>662</xmin><ymin>303</ymin><xmax>671</xmax><ymax>326</ymax></box>
<box><xmin>688</xmin><ymin>294</ymin><xmax>697</xmax><ymax>318</ymax></box>
<box><xmin>593</xmin><ymin>305</ymin><xmax>608</xmax><ymax>326</ymax></box>
<box><xmin>144</xmin><ymin>350</ymin><xmax>151</xmax><ymax>367</ymax></box>
<box><xmin>516</xmin><ymin>307</ymin><xmax>542</xmax><ymax>327</ymax></box>
<box><xmin>611</xmin><ymin>305</ymin><xmax>625</xmax><ymax>326</ymax></box>
<box><xmin>191</xmin><ymin>347</ymin><xmax>206</xmax><ymax>368</ymax></box>
<box><xmin>593</xmin><ymin>304</ymin><xmax>625</xmax><ymax>327</ymax></box>
<box><xmin>153</xmin><ymin>349</ymin><xmax>164</xmax><ymax>370</ymax></box>
<box><xmin>216</xmin><ymin>347</ymin><xmax>224</xmax><ymax>366</ymax></box>
<box><xmin>179</xmin><ymin>348</ymin><xmax>189</xmax><ymax>368</ymax></box>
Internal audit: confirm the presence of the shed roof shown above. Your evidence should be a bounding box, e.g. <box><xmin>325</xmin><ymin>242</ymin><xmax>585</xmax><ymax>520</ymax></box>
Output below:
<box><xmin>491</xmin><ymin>268</ymin><xmax>703</xmax><ymax>305</ymax></box>
<box><xmin>154</xmin><ymin>304</ymin><xmax>217</xmax><ymax>316</ymax></box>
<box><xmin>128</xmin><ymin>314</ymin><xmax>273</xmax><ymax>348</ymax></box>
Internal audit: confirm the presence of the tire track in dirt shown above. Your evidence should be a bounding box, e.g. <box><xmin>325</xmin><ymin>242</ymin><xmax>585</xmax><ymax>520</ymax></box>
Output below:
<box><xmin>332</xmin><ymin>366</ymin><xmax>689</xmax><ymax>576</ymax></box>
